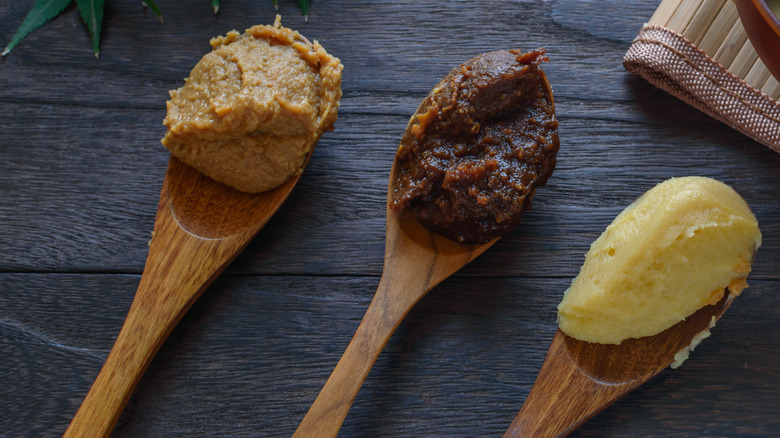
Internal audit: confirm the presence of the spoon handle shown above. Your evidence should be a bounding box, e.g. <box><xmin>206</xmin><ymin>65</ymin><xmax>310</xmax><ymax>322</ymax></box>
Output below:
<box><xmin>293</xmin><ymin>275</ymin><xmax>421</xmax><ymax>438</ymax></box>
<box><xmin>63</xmin><ymin>280</ymin><xmax>184</xmax><ymax>437</ymax></box>
<box><xmin>294</xmin><ymin>206</ymin><xmax>493</xmax><ymax>437</ymax></box>
<box><xmin>503</xmin><ymin>330</ymin><xmax>639</xmax><ymax>438</ymax></box>
<box><xmin>64</xmin><ymin>183</ymin><xmax>251</xmax><ymax>438</ymax></box>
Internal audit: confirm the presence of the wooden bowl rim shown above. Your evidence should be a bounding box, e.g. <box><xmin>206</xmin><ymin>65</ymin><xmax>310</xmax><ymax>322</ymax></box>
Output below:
<box><xmin>752</xmin><ymin>0</ymin><xmax>780</xmax><ymax>35</ymax></box>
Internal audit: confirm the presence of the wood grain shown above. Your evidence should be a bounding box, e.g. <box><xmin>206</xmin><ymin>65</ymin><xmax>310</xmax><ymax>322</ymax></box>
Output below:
<box><xmin>1</xmin><ymin>274</ymin><xmax>778</xmax><ymax>436</ymax></box>
<box><xmin>697</xmin><ymin>0</ymin><xmax>739</xmax><ymax>54</ymax></box>
<box><xmin>293</xmin><ymin>160</ymin><xmax>495</xmax><ymax>437</ymax></box>
<box><xmin>682</xmin><ymin>0</ymin><xmax>726</xmax><ymax>44</ymax></box>
<box><xmin>505</xmin><ymin>292</ymin><xmax>734</xmax><ymax>437</ymax></box>
<box><xmin>64</xmin><ymin>157</ymin><xmax>304</xmax><ymax>437</ymax></box>
<box><xmin>1</xmin><ymin>0</ymin><xmax>779</xmax><ymax>436</ymax></box>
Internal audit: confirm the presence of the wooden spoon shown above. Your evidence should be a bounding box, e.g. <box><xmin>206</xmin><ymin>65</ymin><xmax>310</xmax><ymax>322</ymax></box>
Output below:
<box><xmin>293</xmin><ymin>159</ymin><xmax>496</xmax><ymax>438</ymax></box>
<box><xmin>504</xmin><ymin>291</ymin><xmax>735</xmax><ymax>437</ymax></box>
<box><xmin>64</xmin><ymin>156</ymin><xmax>304</xmax><ymax>438</ymax></box>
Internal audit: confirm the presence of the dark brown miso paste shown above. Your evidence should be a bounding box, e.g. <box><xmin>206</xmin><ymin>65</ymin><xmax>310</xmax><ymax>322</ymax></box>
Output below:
<box><xmin>391</xmin><ymin>49</ymin><xmax>559</xmax><ymax>243</ymax></box>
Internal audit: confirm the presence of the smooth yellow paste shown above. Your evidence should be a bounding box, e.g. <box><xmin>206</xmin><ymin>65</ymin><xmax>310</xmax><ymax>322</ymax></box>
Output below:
<box><xmin>557</xmin><ymin>176</ymin><xmax>761</xmax><ymax>344</ymax></box>
<box><xmin>162</xmin><ymin>16</ymin><xmax>343</xmax><ymax>193</ymax></box>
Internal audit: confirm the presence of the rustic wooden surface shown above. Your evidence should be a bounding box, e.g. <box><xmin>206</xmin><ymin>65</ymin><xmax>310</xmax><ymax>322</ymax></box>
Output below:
<box><xmin>1</xmin><ymin>0</ymin><xmax>778</xmax><ymax>436</ymax></box>
<box><xmin>64</xmin><ymin>156</ymin><xmax>308</xmax><ymax>437</ymax></box>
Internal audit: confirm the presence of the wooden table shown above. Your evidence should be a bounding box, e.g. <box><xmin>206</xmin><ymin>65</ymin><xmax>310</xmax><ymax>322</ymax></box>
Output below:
<box><xmin>1</xmin><ymin>0</ymin><xmax>778</xmax><ymax>436</ymax></box>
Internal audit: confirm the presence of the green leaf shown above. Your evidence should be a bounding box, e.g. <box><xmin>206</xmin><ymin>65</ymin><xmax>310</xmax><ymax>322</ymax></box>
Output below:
<box><xmin>211</xmin><ymin>0</ymin><xmax>220</xmax><ymax>14</ymax></box>
<box><xmin>142</xmin><ymin>0</ymin><xmax>163</xmax><ymax>22</ymax></box>
<box><xmin>2</xmin><ymin>0</ymin><xmax>73</xmax><ymax>56</ymax></box>
<box><xmin>75</xmin><ymin>0</ymin><xmax>104</xmax><ymax>57</ymax></box>
<box><xmin>298</xmin><ymin>0</ymin><xmax>309</xmax><ymax>22</ymax></box>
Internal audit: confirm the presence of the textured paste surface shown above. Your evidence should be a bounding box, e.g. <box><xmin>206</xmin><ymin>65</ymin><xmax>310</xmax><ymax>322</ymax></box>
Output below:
<box><xmin>391</xmin><ymin>49</ymin><xmax>559</xmax><ymax>244</ymax></box>
<box><xmin>557</xmin><ymin>176</ymin><xmax>762</xmax><ymax>344</ymax></box>
<box><xmin>162</xmin><ymin>16</ymin><xmax>343</xmax><ymax>193</ymax></box>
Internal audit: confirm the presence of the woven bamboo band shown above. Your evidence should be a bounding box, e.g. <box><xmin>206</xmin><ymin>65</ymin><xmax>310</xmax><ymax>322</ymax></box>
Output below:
<box><xmin>624</xmin><ymin>25</ymin><xmax>780</xmax><ymax>153</ymax></box>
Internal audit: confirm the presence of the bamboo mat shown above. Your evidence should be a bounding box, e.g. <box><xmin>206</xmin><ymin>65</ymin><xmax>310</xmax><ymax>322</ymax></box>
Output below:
<box><xmin>648</xmin><ymin>0</ymin><xmax>780</xmax><ymax>100</ymax></box>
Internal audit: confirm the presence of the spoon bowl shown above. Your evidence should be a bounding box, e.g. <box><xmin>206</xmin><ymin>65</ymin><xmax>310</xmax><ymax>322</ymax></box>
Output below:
<box><xmin>504</xmin><ymin>291</ymin><xmax>735</xmax><ymax>437</ymax></box>
<box><xmin>64</xmin><ymin>156</ymin><xmax>305</xmax><ymax>437</ymax></box>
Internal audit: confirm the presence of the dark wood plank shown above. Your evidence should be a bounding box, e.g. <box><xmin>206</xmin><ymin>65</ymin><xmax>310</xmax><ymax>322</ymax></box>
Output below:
<box><xmin>0</xmin><ymin>0</ymin><xmax>707</xmax><ymax>110</ymax></box>
<box><xmin>1</xmin><ymin>103</ymin><xmax>779</xmax><ymax>278</ymax></box>
<box><xmin>0</xmin><ymin>273</ymin><xmax>777</xmax><ymax>436</ymax></box>
<box><xmin>1</xmin><ymin>0</ymin><xmax>779</xmax><ymax>436</ymax></box>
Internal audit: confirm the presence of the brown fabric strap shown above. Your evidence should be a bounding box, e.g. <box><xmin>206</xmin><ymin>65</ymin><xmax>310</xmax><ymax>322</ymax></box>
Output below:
<box><xmin>624</xmin><ymin>25</ymin><xmax>780</xmax><ymax>153</ymax></box>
